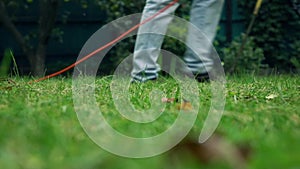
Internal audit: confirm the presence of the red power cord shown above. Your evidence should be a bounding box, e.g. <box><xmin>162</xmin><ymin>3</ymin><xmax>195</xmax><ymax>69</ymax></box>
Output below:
<box><xmin>33</xmin><ymin>0</ymin><xmax>179</xmax><ymax>83</ymax></box>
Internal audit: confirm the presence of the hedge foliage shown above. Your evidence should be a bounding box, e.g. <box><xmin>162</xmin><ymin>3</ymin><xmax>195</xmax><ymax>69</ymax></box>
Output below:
<box><xmin>239</xmin><ymin>0</ymin><xmax>300</xmax><ymax>72</ymax></box>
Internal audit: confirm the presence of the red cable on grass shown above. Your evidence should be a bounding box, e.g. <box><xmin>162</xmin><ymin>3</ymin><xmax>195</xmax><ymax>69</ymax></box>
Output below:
<box><xmin>33</xmin><ymin>0</ymin><xmax>179</xmax><ymax>83</ymax></box>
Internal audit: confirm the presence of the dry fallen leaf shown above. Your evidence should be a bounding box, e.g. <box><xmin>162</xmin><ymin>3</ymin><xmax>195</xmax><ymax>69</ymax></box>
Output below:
<box><xmin>171</xmin><ymin>134</ymin><xmax>252</xmax><ymax>169</ymax></box>
<box><xmin>0</xmin><ymin>78</ymin><xmax>16</xmax><ymax>91</ymax></box>
<box><xmin>162</xmin><ymin>98</ymin><xmax>193</xmax><ymax>111</ymax></box>
<box><xmin>176</xmin><ymin>101</ymin><xmax>193</xmax><ymax>111</ymax></box>
<box><xmin>161</xmin><ymin>97</ymin><xmax>176</xmax><ymax>103</ymax></box>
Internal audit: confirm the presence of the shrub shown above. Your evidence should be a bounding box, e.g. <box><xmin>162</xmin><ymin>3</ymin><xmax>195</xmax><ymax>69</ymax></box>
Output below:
<box><xmin>222</xmin><ymin>34</ymin><xmax>266</xmax><ymax>74</ymax></box>
<box><xmin>239</xmin><ymin>0</ymin><xmax>300</xmax><ymax>72</ymax></box>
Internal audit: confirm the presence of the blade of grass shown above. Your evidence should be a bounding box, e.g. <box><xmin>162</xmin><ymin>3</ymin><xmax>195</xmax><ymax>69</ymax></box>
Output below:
<box><xmin>9</xmin><ymin>49</ymin><xmax>19</xmax><ymax>77</ymax></box>
<box><xmin>0</xmin><ymin>49</ymin><xmax>13</xmax><ymax>77</ymax></box>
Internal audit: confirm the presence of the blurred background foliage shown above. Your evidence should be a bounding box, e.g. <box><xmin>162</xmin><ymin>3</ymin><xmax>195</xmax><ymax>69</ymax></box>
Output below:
<box><xmin>0</xmin><ymin>0</ymin><xmax>299</xmax><ymax>76</ymax></box>
<box><xmin>238</xmin><ymin>0</ymin><xmax>300</xmax><ymax>73</ymax></box>
<box><xmin>222</xmin><ymin>34</ymin><xmax>266</xmax><ymax>74</ymax></box>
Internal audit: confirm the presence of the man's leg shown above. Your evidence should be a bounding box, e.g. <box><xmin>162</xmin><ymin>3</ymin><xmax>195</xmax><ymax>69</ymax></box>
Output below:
<box><xmin>131</xmin><ymin>0</ymin><xmax>179</xmax><ymax>82</ymax></box>
<box><xmin>184</xmin><ymin>0</ymin><xmax>224</xmax><ymax>75</ymax></box>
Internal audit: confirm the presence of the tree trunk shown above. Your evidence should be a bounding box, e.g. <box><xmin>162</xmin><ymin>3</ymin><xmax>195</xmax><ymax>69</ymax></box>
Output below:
<box><xmin>30</xmin><ymin>47</ymin><xmax>46</xmax><ymax>77</ymax></box>
<box><xmin>32</xmin><ymin>0</ymin><xmax>60</xmax><ymax>77</ymax></box>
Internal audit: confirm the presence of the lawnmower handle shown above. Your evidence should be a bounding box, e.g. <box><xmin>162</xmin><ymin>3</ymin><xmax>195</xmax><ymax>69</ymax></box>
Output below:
<box><xmin>254</xmin><ymin>0</ymin><xmax>263</xmax><ymax>15</ymax></box>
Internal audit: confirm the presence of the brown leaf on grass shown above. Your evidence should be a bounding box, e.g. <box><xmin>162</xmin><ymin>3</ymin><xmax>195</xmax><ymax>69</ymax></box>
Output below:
<box><xmin>0</xmin><ymin>86</ymin><xmax>12</xmax><ymax>90</ymax></box>
<box><xmin>161</xmin><ymin>97</ymin><xmax>176</xmax><ymax>103</ymax></box>
<box><xmin>291</xmin><ymin>113</ymin><xmax>300</xmax><ymax>125</ymax></box>
<box><xmin>175</xmin><ymin>101</ymin><xmax>193</xmax><ymax>111</ymax></box>
<box><xmin>0</xmin><ymin>78</ymin><xmax>16</xmax><ymax>91</ymax></box>
<box><xmin>162</xmin><ymin>98</ymin><xmax>193</xmax><ymax>111</ymax></box>
<box><xmin>170</xmin><ymin>133</ymin><xmax>252</xmax><ymax>169</ymax></box>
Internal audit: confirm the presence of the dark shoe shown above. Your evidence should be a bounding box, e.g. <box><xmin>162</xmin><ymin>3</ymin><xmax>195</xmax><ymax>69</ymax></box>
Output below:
<box><xmin>131</xmin><ymin>77</ymin><xmax>157</xmax><ymax>83</ymax></box>
<box><xmin>194</xmin><ymin>72</ymin><xmax>210</xmax><ymax>83</ymax></box>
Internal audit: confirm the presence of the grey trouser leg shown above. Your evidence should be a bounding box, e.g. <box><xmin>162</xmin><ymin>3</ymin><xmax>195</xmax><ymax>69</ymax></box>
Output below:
<box><xmin>131</xmin><ymin>0</ymin><xmax>180</xmax><ymax>82</ymax></box>
<box><xmin>132</xmin><ymin>0</ymin><xmax>224</xmax><ymax>81</ymax></box>
<box><xmin>184</xmin><ymin>0</ymin><xmax>224</xmax><ymax>74</ymax></box>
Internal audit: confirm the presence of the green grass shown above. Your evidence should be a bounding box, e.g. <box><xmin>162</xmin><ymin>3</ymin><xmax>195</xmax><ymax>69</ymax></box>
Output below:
<box><xmin>0</xmin><ymin>74</ymin><xmax>299</xmax><ymax>169</ymax></box>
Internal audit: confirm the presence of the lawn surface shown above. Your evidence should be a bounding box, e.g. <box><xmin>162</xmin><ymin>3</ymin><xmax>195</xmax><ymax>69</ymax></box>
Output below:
<box><xmin>0</xmin><ymin>74</ymin><xmax>299</xmax><ymax>169</ymax></box>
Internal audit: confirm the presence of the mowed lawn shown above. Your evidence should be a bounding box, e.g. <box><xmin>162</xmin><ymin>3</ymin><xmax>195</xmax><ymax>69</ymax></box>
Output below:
<box><xmin>0</xmin><ymin>74</ymin><xmax>299</xmax><ymax>169</ymax></box>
